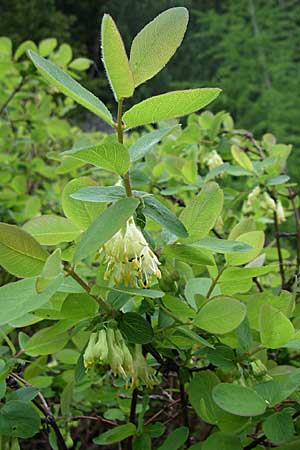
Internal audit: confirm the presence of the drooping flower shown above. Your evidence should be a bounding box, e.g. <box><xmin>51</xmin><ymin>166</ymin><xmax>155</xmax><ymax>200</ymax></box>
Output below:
<box><xmin>102</xmin><ymin>217</ymin><xmax>161</xmax><ymax>287</ymax></box>
<box><xmin>204</xmin><ymin>150</ymin><xmax>224</xmax><ymax>172</ymax></box>
<box><xmin>246</xmin><ymin>186</ymin><xmax>260</xmax><ymax>208</ymax></box>
<box><xmin>263</xmin><ymin>192</ymin><xmax>276</xmax><ymax>211</ymax></box>
<box><xmin>276</xmin><ymin>200</ymin><xmax>286</xmax><ymax>223</ymax></box>
<box><xmin>131</xmin><ymin>344</ymin><xmax>159</xmax><ymax>389</ymax></box>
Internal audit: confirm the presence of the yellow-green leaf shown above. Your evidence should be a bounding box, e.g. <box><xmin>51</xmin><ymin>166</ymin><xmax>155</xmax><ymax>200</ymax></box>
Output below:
<box><xmin>101</xmin><ymin>14</ymin><xmax>134</xmax><ymax>100</ymax></box>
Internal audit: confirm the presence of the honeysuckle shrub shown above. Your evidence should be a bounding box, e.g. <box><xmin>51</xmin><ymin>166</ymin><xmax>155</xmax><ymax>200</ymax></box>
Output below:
<box><xmin>0</xmin><ymin>7</ymin><xmax>300</xmax><ymax>450</ymax></box>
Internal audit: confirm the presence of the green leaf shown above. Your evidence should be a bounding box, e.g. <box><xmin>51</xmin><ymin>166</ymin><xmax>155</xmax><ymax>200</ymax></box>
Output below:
<box><xmin>0</xmin><ymin>278</ymin><xmax>60</xmax><ymax>326</ymax></box>
<box><xmin>94</xmin><ymin>423</ymin><xmax>136</xmax><ymax>445</ymax></box>
<box><xmin>23</xmin><ymin>214</ymin><xmax>81</xmax><ymax>245</ymax></box>
<box><xmin>194</xmin><ymin>296</ymin><xmax>246</xmax><ymax>335</ymax></box>
<box><xmin>24</xmin><ymin>321</ymin><xmax>71</xmax><ymax>355</ymax></box>
<box><xmin>212</xmin><ymin>383</ymin><xmax>266</xmax><ymax>416</ymax></box>
<box><xmin>118</xmin><ymin>312</ymin><xmax>154</xmax><ymax>344</ymax></box>
<box><xmin>74</xmin><ymin>197</ymin><xmax>139</xmax><ymax>262</ymax></box>
<box><xmin>101</xmin><ymin>285</ymin><xmax>164</xmax><ymax>298</ymax></box>
<box><xmin>123</xmin><ymin>89</ymin><xmax>221</xmax><ymax>128</ymax></box>
<box><xmin>162</xmin><ymin>295</ymin><xmax>196</xmax><ymax>321</ymax></box>
<box><xmin>101</xmin><ymin>14</ymin><xmax>134</xmax><ymax>100</ymax></box>
<box><xmin>0</xmin><ymin>223</ymin><xmax>47</xmax><ymax>277</ymax></box>
<box><xmin>0</xmin><ymin>400</ymin><xmax>41</xmax><ymax>438</ymax></box>
<box><xmin>38</xmin><ymin>38</ymin><xmax>57</xmax><ymax>56</ymax></box>
<box><xmin>188</xmin><ymin>371</ymin><xmax>222</xmax><ymax>424</ymax></box>
<box><xmin>62</xmin><ymin>142</ymin><xmax>130</xmax><ymax>175</ymax></box>
<box><xmin>157</xmin><ymin>427</ymin><xmax>189</xmax><ymax>450</ymax></box>
<box><xmin>36</xmin><ymin>248</ymin><xmax>63</xmax><ymax>293</ymax></box>
<box><xmin>62</xmin><ymin>177</ymin><xmax>105</xmax><ymax>230</ymax></box>
<box><xmin>226</xmin><ymin>231</ymin><xmax>265</xmax><ymax>266</ymax></box>
<box><xmin>70</xmin><ymin>185</ymin><xmax>125</xmax><ymax>203</ymax></box>
<box><xmin>163</xmin><ymin>244</ymin><xmax>215</xmax><ymax>266</ymax></box>
<box><xmin>267</xmin><ymin>175</ymin><xmax>290</xmax><ymax>186</ymax></box>
<box><xmin>260</xmin><ymin>304</ymin><xmax>295</xmax><ymax>349</ymax></box>
<box><xmin>180</xmin><ymin>182</ymin><xmax>223</xmax><ymax>241</ymax></box>
<box><xmin>61</xmin><ymin>380</ymin><xmax>74</xmax><ymax>416</ymax></box>
<box><xmin>143</xmin><ymin>196</ymin><xmax>188</xmax><ymax>238</ymax></box>
<box><xmin>277</xmin><ymin>440</ymin><xmax>300</xmax><ymax>450</ymax></box>
<box><xmin>129</xmin><ymin>126</ymin><xmax>179</xmax><ymax>161</ymax></box>
<box><xmin>129</xmin><ymin>7</ymin><xmax>189</xmax><ymax>87</ymax></box>
<box><xmin>60</xmin><ymin>293</ymin><xmax>98</xmax><ymax>320</ymax></box>
<box><xmin>194</xmin><ymin>237</ymin><xmax>253</xmax><ymax>253</ymax></box>
<box><xmin>202</xmin><ymin>432</ymin><xmax>242</xmax><ymax>450</ymax></box>
<box><xmin>231</xmin><ymin>145</ymin><xmax>253</xmax><ymax>171</ymax></box>
<box><xmin>27</xmin><ymin>50</ymin><xmax>113</xmax><ymax>125</ymax></box>
<box><xmin>263</xmin><ymin>411</ymin><xmax>294</xmax><ymax>444</ymax></box>
<box><xmin>68</xmin><ymin>57</ymin><xmax>92</xmax><ymax>71</ymax></box>
<box><xmin>10</xmin><ymin>387</ymin><xmax>39</xmax><ymax>402</ymax></box>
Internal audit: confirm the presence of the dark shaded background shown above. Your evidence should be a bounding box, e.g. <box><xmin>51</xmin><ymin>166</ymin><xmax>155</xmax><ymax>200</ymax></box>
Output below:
<box><xmin>1</xmin><ymin>0</ymin><xmax>300</xmax><ymax>156</ymax></box>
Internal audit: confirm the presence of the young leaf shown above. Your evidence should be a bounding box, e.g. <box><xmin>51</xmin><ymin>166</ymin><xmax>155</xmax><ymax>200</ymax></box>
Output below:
<box><xmin>129</xmin><ymin>125</ymin><xmax>179</xmax><ymax>162</ymax></box>
<box><xmin>36</xmin><ymin>248</ymin><xmax>63</xmax><ymax>293</ymax></box>
<box><xmin>212</xmin><ymin>383</ymin><xmax>266</xmax><ymax>416</ymax></box>
<box><xmin>118</xmin><ymin>312</ymin><xmax>154</xmax><ymax>344</ymax></box>
<box><xmin>27</xmin><ymin>50</ymin><xmax>114</xmax><ymax>126</ymax></box>
<box><xmin>123</xmin><ymin>89</ymin><xmax>221</xmax><ymax>128</ymax></box>
<box><xmin>129</xmin><ymin>7</ymin><xmax>189</xmax><ymax>87</ymax></box>
<box><xmin>231</xmin><ymin>145</ymin><xmax>253</xmax><ymax>171</ymax></box>
<box><xmin>62</xmin><ymin>177</ymin><xmax>105</xmax><ymax>230</ymax></box>
<box><xmin>62</xmin><ymin>142</ymin><xmax>130</xmax><ymax>175</ymax></box>
<box><xmin>94</xmin><ymin>423</ymin><xmax>136</xmax><ymax>445</ymax></box>
<box><xmin>194</xmin><ymin>296</ymin><xmax>246</xmax><ymax>335</ymax></box>
<box><xmin>23</xmin><ymin>215</ymin><xmax>81</xmax><ymax>245</ymax></box>
<box><xmin>260</xmin><ymin>304</ymin><xmax>295</xmax><ymax>348</ymax></box>
<box><xmin>0</xmin><ymin>223</ymin><xmax>47</xmax><ymax>277</ymax></box>
<box><xmin>101</xmin><ymin>14</ymin><xmax>134</xmax><ymax>100</ymax></box>
<box><xmin>74</xmin><ymin>197</ymin><xmax>139</xmax><ymax>262</ymax></box>
<box><xmin>180</xmin><ymin>182</ymin><xmax>223</xmax><ymax>241</ymax></box>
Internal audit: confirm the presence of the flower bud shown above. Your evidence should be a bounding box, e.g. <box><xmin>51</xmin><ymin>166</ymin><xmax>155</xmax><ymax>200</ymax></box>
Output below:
<box><xmin>94</xmin><ymin>329</ymin><xmax>108</xmax><ymax>362</ymax></box>
<box><xmin>276</xmin><ymin>200</ymin><xmax>286</xmax><ymax>223</ymax></box>
<box><xmin>106</xmin><ymin>328</ymin><xmax>126</xmax><ymax>378</ymax></box>
<box><xmin>263</xmin><ymin>192</ymin><xmax>276</xmax><ymax>211</ymax></box>
<box><xmin>83</xmin><ymin>333</ymin><xmax>98</xmax><ymax>369</ymax></box>
<box><xmin>131</xmin><ymin>344</ymin><xmax>158</xmax><ymax>389</ymax></box>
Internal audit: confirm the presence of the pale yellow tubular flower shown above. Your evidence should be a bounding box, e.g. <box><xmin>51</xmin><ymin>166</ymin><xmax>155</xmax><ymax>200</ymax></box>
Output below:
<box><xmin>276</xmin><ymin>200</ymin><xmax>286</xmax><ymax>224</ymax></box>
<box><xmin>93</xmin><ymin>329</ymin><xmax>108</xmax><ymax>362</ymax></box>
<box><xmin>263</xmin><ymin>192</ymin><xmax>276</xmax><ymax>211</ymax></box>
<box><xmin>205</xmin><ymin>150</ymin><xmax>224</xmax><ymax>171</ymax></box>
<box><xmin>246</xmin><ymin>186</ymin><xmax>261</xmax><ymax>208</ymax></box>
<box><xmin>102</xmin><ymin>216</ymin><xmax>161</xmax><ymax>287</ymax></box>
<box><xmin>115</xmin><ymin>330</ymin><xmax>134</xmax><ymax>375</ymax></box>
<box><xmin>83</xmin><ymin>333</ymin><xmax>98</xmax><ymax>369</ymax></box>
<box><xmin>106</xmin><ymin>328</ymin><xmax>126</xmax><ymax>378</ymax></box>
<box><xmin>131</xmin><ymin>344</ymin><xmax>158</xmax><ymax>389</ymax></box>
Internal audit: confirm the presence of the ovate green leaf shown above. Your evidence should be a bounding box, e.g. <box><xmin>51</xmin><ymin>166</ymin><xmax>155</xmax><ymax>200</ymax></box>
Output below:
<box><xmin>94</xmin><ymin>423</ymin><xmax>136</xmax><ymax>445</ymax></box>
<box><xmin>74</xmin><ymin>197</ymin><xmax>139</xmax><ymax>262</ymax></box>
<box><xmin>27</xmin><ymin>50</ymin><xmax>113</xmax><ymax>126</ymax></box>
<box><xmin>101</xmin><ymin>14</ymin><xmax>134</xmax><ymax>100</ymax></box>
<box><xmin>119</xmin><ymin>312</ymin><xmax>154</xmax><ymax>344</ymax></box>
<box><xmin>123</xmin><ymin>89</ymin><xmax>221</xmax><ymax>128</ymax></box>
<box><xmin>212</xmin><ymin>383</ymin><xmax>266</xmax><ymax>416</ymax></box>
<box><xmin>260</xmin><ymin>304</ymin><xmax>295</xmax><ymax>349</ymax></box>
<box><xmin>130</xmin><ymin>7</ymin><xmax>189</xmax><ymax>87</ymax></box>
<box><xmin>62</xmin><ymin>142</ymin><xmax>130</xmax><ymax>175</ymax></box>
<box><xmin>23</xmin><ymin>215</ymin><xmax>81</xmax><ymax>245</ymax></box>
<box><xmin>0</xmin><ymin>223</ymin><xmax>47</xmax><ymax>277</ymax></box>
<box><xmin>226</xmin><ymin>231</ymin><xmax>265</xmax><ymax>266</ymax></box>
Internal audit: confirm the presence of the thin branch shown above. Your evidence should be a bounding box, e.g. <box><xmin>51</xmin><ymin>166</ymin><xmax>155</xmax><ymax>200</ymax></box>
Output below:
<box><xmin>126</xmin><ymin>388</ymin><xmax>139</xmax><ymax>450</ymax></box>
<box><xmin>144</xmin><ymin>399</ymin><xmax>181</xmax><ymax>425</ymax></box>
<box><xmin>0</xmin><ymin>77</ymin><xmax>26</xmax><ymax>116</ymax></box>
<box><xmin>273</xmin><ymin>210</ymin><xmax>286</xmax><ymax>288</ymax></box>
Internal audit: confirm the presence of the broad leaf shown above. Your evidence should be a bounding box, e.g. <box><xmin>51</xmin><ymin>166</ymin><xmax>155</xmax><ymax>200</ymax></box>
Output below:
<box><xmin>118</xmin><ymin>312</ymin><xmax>154</xmax><ymax>344</ymax></box>
<box><xmin>194</xmin><ymin>237</ymin><xmax>253</xmax><ymax>253</ymax></box>
<box><xmin>157</xmin><ymin>426</ymin><xmax>189</xmax><ymax>450</ymax></box>
<box><xmin>180</xmin><ymin>182</ymin><xmax>223</xmax><ymax>241</ymax></box>
<box><xmin>24</xmin><ymin>321</ymin><xmax>72</xmax><ymax>355</ymax></box>
<box><xmin>0</xmin><ymin>401</ymin><xmax>41</xmax><ymax>438</ymax></box>
<box><xmin>101</xmin><ymin>14</ymin><xmax>134</xmax><ymax>100</ymax></box>
<box><xmin>0</xmin><ymin>278</ymin><xmax>61</xmax><ymax>326</ymax></box>
<box><xmin>226</xmin><ymin>231</ymin><xmax>265</xmax><ymax>266</ymax></box>
<box><xmin>62</xmin><ymin>177</ymin><xmax>105</xmax><ymax>230</ymax></box>
<box><xmin>123</xmin><ymin>89</ymin><xmax>221</xmax><ymax>128</ymax></box>
<box><xmin>202</xmin><ymin>432</ymin><xmax>242</xmax><ymax>450</ymax></box>
<box><xmin>212</xmin><ymin>383</ymin><xmax>266</xmax><ymax>416</ymax></box>
<box><xmin>263</xmin><ymin>411</ymin><xmax>294</xmax><ymax>444</ymax></box>
<box><xmin>70</xmin><ymin>185</ymin><xmax>125</xmax><ymax>203</ymax></box>
<box><xmin>94</xmin><ymin>423</ymin><xmax>136</xmax><ymax>445</ymax></box>
<box><xmin>101</xmin><ymin>285</ymin><xmax>164</xmax><ymax>298</ymax></box>
<box><xmin>0</xmin><ymin>223</ymin><xmax>47</xmax><ymax>277</ymax></box>
<box><xmin>62</xmin><ymin>142</ymin><xmax>130</xmax><ymax>175</ymax></box>
<box><xmin>194</xmin><ymin>296</ymin><xmax>246</xmax><ymax>335</ymax></box>
<box><xmin>260</xmin><ymin>304</ymin><xmax>295</xmax><ymax>348</ymax></box>
<box><xmin>130</xmin><ymin>7</ymin><xmax>189</xmax><ymax>87</ymax></box>
<box><xmin>163</xmin><ymin>244</ymin><xmax>215</xmax><ymax>266</ymax></box>
<box><xmin>143</xmin><ymin>195</ymin><xmax>188</xmax><ymax>238</ymax></box>
<box><xmin>27</xmin><ymin>50</ymin><xmax>113</xmax><ymax>126</ymax></box>
<box><xmin>74</xmin><ymin>197</ymin><xmax>139</xmax><ymax>262</ymax></box>
<box><xmin>162</xmin><ymin>295</ymin><xmax>196</xmax><ymax>321</ymax></box>
<box><xmin>231</xmin><ymin>145</ymin><xmax>253</xmax><ymax>171</ymax></box>
<box><xmin>36</xmin><ymin>248</ymin><xmax>63</xmax><ymax>293</ymax></box>
<box><xmin>23</xmin><ymin>214</ymin><xmax>81</xmax><ymax>245</ymax></box>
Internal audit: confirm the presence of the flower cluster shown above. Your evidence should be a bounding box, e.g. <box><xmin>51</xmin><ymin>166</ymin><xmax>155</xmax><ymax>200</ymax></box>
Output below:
<box><xmin>102</xmin><ymin>217</ymin><xmax>161</xmax><ymax>288</ymax></box>
<box><xmin>204</xmin><ymin>150</ymin><xmax>224</xmax><ymax>175</ymax></box>
<box><xmin>84</xmin><ymin>328</ymin><xmax>158</xmax><ymax>389</ymax></box>
<box><xmin>243</xmin><ymin>187</ymin><xmax>286</xmax><ymax>223</ymax></box>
